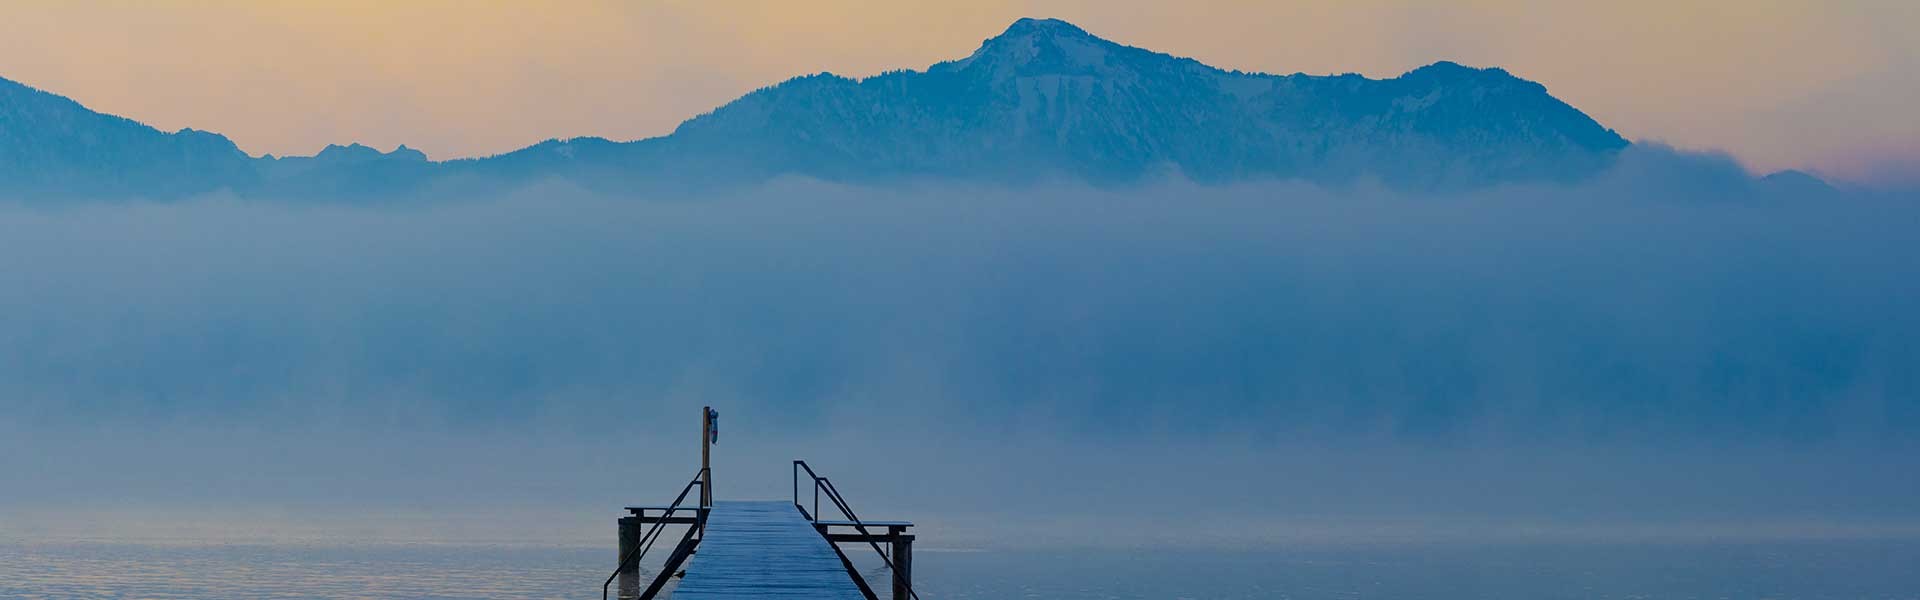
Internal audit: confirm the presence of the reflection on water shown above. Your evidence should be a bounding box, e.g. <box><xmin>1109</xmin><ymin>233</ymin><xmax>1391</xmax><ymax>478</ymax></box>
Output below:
<box><xmin>4</xmin><ymin>539</ymin><xmax>1919</xmax><ymax>599</ymax></box>
<box><xmin>615</xmin><ymin>571</ymin><xmax>640</xmax><ymax>600</ymax></box>
<box><xmin>911</xmin><ymin>543</ymin><xmax>1920</xmax><ymax>600</ymax></box>
<box><xmin>0</xmin><ymin>541</ymin><xmax>605</xmax><ymax>599</ymax></box>
<box><xmin>612</xmin><ymin>567</ymin><xmax>684</xmax><ymax>600</ymax></box>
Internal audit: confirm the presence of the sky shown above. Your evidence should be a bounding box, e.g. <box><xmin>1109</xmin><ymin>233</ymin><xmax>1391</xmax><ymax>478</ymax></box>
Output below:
<box><xmin>0</xmin><ymin>1</ymin><xmax>1914</xmax><ymax>185</ymax></box>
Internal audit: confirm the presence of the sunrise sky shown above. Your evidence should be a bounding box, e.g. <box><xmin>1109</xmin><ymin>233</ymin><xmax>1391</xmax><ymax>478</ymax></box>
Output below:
<box><xmin>1</xmin><ymin>1</ymin><xmax>1913</xmax><ymax>184</ymax></box>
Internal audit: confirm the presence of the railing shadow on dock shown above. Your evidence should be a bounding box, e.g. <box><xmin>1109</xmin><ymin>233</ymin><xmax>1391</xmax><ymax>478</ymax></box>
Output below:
<box><xmin>794</xmin><ymin>460</ymin><xmax>921</xmax><ymax>600</ymax></box>
<box><xmin>603</xmin><ymin>467</ymin><xmax>708</xmax><ymax>600</ymax></box>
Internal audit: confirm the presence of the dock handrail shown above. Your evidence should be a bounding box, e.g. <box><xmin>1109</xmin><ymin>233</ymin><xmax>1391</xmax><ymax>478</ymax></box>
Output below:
<box><xmin>603</xmin><ymin>467</ymin><xmax>709</xmax><ymax>600</ymax></box>
<box><xmin>792</xmin><ymin>460</ymin><xmax>922</xmax><ymax>600</ymax></box>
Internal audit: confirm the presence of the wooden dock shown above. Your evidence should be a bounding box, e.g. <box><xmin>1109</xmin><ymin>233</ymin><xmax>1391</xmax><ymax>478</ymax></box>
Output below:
<box><xmin>671</xmin><ymin>501</ymin><xmax>868</xmax><ymax>599</ymax></box>
<box><xmin>604</xmin><ymin>408</ymin><xmax>918</xmax><ymax>600</ymax></box>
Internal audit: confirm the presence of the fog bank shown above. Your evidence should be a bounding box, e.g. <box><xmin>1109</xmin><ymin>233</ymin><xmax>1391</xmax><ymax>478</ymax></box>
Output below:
<box><xmin>3</xmin><ymin>147</ymin><xmax>1917</xmax><ymax>542</ymax></box>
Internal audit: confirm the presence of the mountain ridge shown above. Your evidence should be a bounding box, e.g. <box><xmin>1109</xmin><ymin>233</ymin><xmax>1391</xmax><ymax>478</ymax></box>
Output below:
<box><xmin>614</xmin><ymin>17</ymin><xmax>1628</xmax><ymax>189</ymax></box>
<box><xmin>2</xmin><ymin>17</ymin><xmax>1659</xmax><ymax>200</ymax></box>
<box><xmin>0</xmin><ymin>76</ymin><xmax>258</xmax><ymax>198</ymax></box>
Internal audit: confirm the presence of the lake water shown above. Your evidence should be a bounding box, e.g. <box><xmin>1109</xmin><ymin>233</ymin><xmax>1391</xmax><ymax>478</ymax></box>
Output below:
<box><xmin>3</xmin><ymin>537</ymin><xmax>1917</xmax><ymax>599</ymax></box>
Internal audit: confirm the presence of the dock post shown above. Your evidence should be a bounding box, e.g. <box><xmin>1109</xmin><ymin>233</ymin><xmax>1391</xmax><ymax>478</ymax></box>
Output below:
<box><xmin>701</xmin><ymin>406</ymin><xmax>714</xmax><ymax>507</ymax></box>
<box><xmin>891</xmin><ymin>530</ymin><xmax>912</xmax><ymax>600</ymax></box>
<box><xmin>617</xmin><ymin>516</ymin><xmax>642</xmax><ymax>573</ymax></box>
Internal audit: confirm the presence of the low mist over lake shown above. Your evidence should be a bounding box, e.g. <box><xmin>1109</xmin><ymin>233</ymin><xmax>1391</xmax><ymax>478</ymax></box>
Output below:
<box><xmin>7</xmin><ymin>147</ymin><xmax>1916</xmax><ymax>526</ymax></box>
<box><xmin>4</xmin><ymin>6</ymin><xmax>1918</xmax><ymax>599</ymax></box>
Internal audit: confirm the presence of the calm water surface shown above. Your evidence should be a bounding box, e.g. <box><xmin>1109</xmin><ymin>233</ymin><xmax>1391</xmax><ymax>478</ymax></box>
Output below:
<box><xmin>3</xmin><ymin>539</ymin><xmax>1917</xmax><ymax>599</ymax></box>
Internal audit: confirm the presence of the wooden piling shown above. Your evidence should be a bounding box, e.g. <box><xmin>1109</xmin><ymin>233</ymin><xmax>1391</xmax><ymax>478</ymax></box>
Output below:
<box><xmin>617</xmin><ymin>516</ymin><xmax>642</xmax><ymax>574</ymax></box>
<box><xmin>890</xmin><ymin>534</ymin><xmax>912</xmax><ymax>600</ymax></box>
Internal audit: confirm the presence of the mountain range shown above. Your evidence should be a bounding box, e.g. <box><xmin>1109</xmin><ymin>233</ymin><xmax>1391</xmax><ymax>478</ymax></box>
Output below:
<box><xmin>3</xmin><ymin>17</ymin><xmax>1648</xmax><ymax>200</ymax></box>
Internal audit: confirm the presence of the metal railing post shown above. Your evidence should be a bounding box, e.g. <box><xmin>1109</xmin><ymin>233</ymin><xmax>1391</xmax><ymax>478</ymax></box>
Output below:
<box><xmin>791</xmin><ymin>460</ymin><xmax>922</xmax><ymax>600</ymax></box>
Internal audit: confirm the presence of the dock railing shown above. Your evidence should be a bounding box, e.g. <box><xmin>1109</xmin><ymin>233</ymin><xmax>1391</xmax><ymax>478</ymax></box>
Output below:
<box><xmin>603</xmin><ymin>467</ymin><xmax>709</xmax><ymax>600</ymax></box>
<box><xmin>793</xmin><ymin>460</ymin><xmax>921</xmax><ymax>600</ymax></box>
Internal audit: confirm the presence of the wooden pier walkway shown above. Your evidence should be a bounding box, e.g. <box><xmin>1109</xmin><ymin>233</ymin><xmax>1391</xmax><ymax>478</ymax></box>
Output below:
<box><xmin>670</xmin><ymin>501</ymin><xmax>868</xmax><ymax>600</ymax></box>
<box><xmin>604</xmin><ymin>410</ymin><xmax>917</xmax><ymax>600</ymax></box>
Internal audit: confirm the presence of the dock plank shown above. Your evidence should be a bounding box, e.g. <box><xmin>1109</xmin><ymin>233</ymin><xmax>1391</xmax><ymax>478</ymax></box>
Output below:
<box><xmin>673</xmin><ymin>500</ymin><xmax>866</xmax><ymax>600</ymax></box>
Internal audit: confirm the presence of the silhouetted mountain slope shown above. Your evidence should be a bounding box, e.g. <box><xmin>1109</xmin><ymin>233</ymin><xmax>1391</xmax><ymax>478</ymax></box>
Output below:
<box><xmin>656</xmin><ymin>18</ymin><xmax>1627</xmax><ymax>187</ymax></box>
<box><xmin>253</xmin><ymin>143</ymin><xmax>440</xmax><ymax>199</ymax></box>
<box><xmin>0</xmin><ymin>77</ymin><xmax>256</xmax><ymax>199</ymax></box>
<box><xmin>2</xmin><ymin>17</ymin><xmax>1643</xmax><ymax>199</ymax></box>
